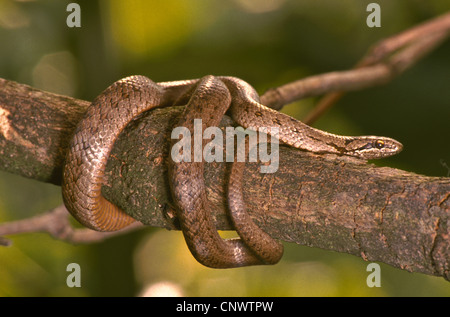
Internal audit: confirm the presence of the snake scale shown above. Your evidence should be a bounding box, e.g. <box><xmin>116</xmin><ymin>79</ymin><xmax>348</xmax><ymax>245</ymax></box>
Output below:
<box><xmin>62</xmin><ymin>75</ymin><xmax>402</xmax><ymax>268</ymax></box>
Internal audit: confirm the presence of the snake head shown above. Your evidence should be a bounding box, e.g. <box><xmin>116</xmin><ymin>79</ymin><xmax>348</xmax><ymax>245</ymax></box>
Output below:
<box><xmin>344</xmin><ymin>136</ymin><xmax>403</xmax><ymax>159</ymax></box>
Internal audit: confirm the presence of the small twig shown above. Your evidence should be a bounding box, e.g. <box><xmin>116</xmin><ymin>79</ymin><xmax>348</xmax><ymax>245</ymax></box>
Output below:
<box><xmin>299</xmin><ymin>12</ymin><xmax>450</xmax><ymax>124</ymax></box>
<box><xmin>0</xmin><ymin>204</ymin><xmax>144</xmax><ymax>244</ymax></box>
<box><xmin>260</xmin><ymin>64</ymin><xmax>392</xmax><ymax>109</ymax></box>
<box><xmin>359</xmin><ymin>12</ymin><xmax>450</xmax><ymax>66</ymax></box>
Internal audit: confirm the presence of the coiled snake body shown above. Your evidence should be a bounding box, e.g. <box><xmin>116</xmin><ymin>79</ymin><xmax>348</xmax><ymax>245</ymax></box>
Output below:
<box><xmin>62</xmin><ymin>75</ymin><xmax>402</xmax><ymax>268</ymax></box>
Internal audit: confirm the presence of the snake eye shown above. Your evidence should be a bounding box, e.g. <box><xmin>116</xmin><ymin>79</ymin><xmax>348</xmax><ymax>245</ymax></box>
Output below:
<box><xmin>374</xmin><ymin>140</ymin><xmax>385</xmax><ymax>149</ymax></box>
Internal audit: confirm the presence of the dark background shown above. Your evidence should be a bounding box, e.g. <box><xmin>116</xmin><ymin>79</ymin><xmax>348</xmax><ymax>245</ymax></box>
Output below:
<box><xmin>0</xmin><ymin>0</ymin><xmax>449</xmax><ymax>296</ymax></box>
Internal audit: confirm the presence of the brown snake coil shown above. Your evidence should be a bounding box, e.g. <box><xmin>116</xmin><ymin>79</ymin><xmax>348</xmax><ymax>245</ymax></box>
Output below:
<box><xmin>62</xmin><ymin>75</ymin><xmax>402</xmax><ymax>268</ymax></box>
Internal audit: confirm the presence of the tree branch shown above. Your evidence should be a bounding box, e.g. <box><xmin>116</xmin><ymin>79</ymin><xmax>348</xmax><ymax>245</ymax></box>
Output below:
<box><xmin>0</xmin><ymin>204</ymin><xmax>143</xmax><ymax>245</ymax></box>
<box><xmin>299</xmin><ymin>11</ymin><xmax>450</xmax><ymax>124</ymax></box>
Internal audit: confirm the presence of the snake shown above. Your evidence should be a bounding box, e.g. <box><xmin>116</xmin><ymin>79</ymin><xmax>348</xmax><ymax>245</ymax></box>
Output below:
<box><xmin>62</xmin><ymin>75</ymin><xmax>403</xmax><ymax>268</ymax></box>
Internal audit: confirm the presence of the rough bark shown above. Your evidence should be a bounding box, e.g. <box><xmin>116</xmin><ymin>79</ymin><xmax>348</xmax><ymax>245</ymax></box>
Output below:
<box><xmin>0</xmin><ymin>78</ymin><xmax>448</xmax><ymax>280</ymax></box>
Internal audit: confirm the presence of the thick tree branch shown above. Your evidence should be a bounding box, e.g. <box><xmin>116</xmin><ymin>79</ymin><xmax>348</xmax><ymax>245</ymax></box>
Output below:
<box><xmin>0</xmin><ymin>78</ymin><xmax>448</xmax><ymax>280</ymax></box>
<box><xmin>1</xmin><ymin>13</ymin><xmax>449</xmax><ymax>280</ymax></box>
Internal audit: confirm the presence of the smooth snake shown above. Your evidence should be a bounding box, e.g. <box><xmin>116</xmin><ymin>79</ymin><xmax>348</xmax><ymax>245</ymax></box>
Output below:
<box><xmin>62</xmin><ymin>75</ymin><xmax>403</xmax><ymax>268</ymax></box>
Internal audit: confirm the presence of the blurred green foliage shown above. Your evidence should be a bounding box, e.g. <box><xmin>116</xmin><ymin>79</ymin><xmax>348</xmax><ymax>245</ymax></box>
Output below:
<box><xmin>0</xmin><ymin>0</ymin><xmax>449</xmax><ymax>296</ymax></box>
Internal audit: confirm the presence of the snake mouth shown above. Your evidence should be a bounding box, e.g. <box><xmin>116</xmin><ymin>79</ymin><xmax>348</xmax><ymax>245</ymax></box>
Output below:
<box><xmin>381</xmin><ymin>137</ymin><xmax>404</xmax><ymax>156</ymax></box>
